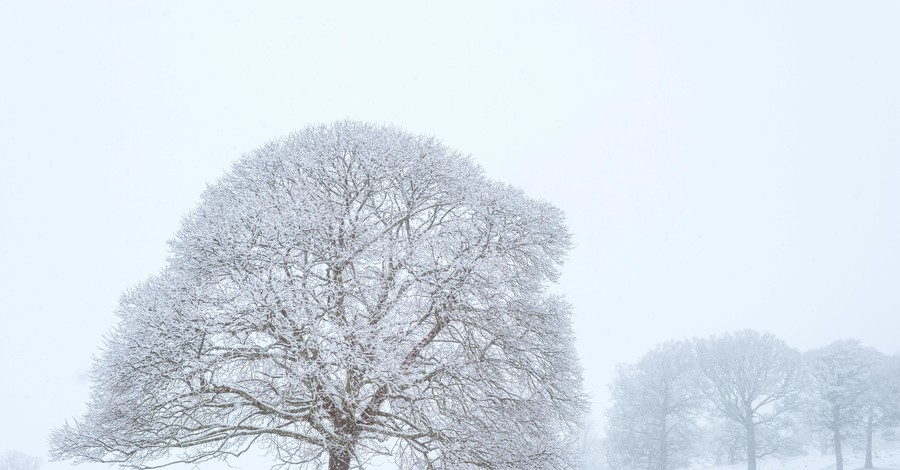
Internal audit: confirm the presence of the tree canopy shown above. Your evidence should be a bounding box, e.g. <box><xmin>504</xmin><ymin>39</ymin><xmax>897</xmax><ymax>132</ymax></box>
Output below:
<box><xmin>50</xmin><ymin>121</ymin><xmax>585</xmax><ymax>470</ymax></box>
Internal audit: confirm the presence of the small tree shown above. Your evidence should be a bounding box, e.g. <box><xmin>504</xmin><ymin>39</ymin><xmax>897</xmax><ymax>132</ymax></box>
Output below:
<box><xmin>50</xmin><ymin>121</ymin><xmax>585</xmax><ymax>470</ymax></box>
<box><xmin>704</xmin><ymin>419</ymin><xmax>745</xmax><ymax>466</ymax></box>
<box><xmin>695</xmin><ymin>330</ymin><xmax>806</xmax><ymax>470</ymax></box>
<box><xmin>803</xmin><ymin>340</ymin><xmax>880</xmax><ymax>470</ymax></box>
<box><xmin>604</xmin><ymin>341</ymin><xmax>704</xmax><ymax>470</ymax></box>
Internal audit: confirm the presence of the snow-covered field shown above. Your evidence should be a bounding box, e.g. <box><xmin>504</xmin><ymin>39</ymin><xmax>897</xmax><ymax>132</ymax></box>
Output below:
<box><xmin>697</xmin><ymin>448</ymin><xmax>900</xmax><ymax>470</ymax></box>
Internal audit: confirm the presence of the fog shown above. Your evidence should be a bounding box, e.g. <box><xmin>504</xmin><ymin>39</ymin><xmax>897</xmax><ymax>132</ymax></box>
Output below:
<box><xmin>1</xmin><ymin>2</ymin><xmax>898</xmax><ymax>469</ymax></box>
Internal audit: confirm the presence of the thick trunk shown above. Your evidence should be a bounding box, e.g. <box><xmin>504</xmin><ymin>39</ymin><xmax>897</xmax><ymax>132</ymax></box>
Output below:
<box><xmin>864</xmin><ymin>414</ymin><xmax>874</xmax><ymax>469</ymax></box>
<box><xmin>833</xmin><ymin>404</ymin><xmax>844</xmax><ymax>470</ymax></box>
<box><xmin>328</xmin><ymin>447</ymin><xmax>352</xmax><ymax>470</ymax></box>
<box><xmin>746</xmin><ymin>420</ymin><xmax>756</xmax><ymax>470</ymax></box>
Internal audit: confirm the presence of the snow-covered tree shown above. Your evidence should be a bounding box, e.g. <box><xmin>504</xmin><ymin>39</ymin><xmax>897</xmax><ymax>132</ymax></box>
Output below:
<box><xmin>50</xmin><ymin>121</ymin><xmax>586</xmax><ymax>470</ymax></box>
<box><xmin>862</xmin><ymin>353</ymin><xmax>900</xmax><ymax>468</ymax></box>
<box><xmin>695</xmin><ymin>330</ymin><xmax>806</xmax><ymax>470</ymax></box>
<box><xmin>604</xmin><ymin>341</ymin><xmax>703</xmax><ymax>470</ymax></box>
<box><xmin>803</xmin><ymin>340</ymin><xmax>880</xmax><ymax>470</ymax></box>
<box><xmin>0</xmin><ymin>451</ymin><xmax>41</xmax><ymax>470</ymax></box>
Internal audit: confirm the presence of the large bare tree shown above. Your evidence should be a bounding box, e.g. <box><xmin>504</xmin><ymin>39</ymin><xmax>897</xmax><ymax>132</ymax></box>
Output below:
<box><xmin>803</xmin><ymin>340</ymin><xmax>880</xmax><ymax>470</ymax></box>
<box><xmin>604</xmin><ymin>341</ymin><xmax>703</xmax><ymax>470</ymax></box>
<box><xmin>695</xmin><ymin>330</ymin><xmax>805</xmax><ymax>470</ymax></box>
<box><xmin>50</xmin><ymin>121</ymin><xmax>585</xmax><ymax>470</ymax></box>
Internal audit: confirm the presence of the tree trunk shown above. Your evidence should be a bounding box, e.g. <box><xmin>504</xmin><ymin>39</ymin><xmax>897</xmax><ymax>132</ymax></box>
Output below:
<box><xmin>659</xmin><ymin>407</ymin><xmax>668</xmax><ymax>470</ymax></box>
<box><xmin>328</xmin><ymin>447</ymin><xmax>352</xmax><ymax>470</ymax></box>
<box><xmin>831</xmin><ymin>404</ymin><xmax>844</xmax><ymax>470</ymax></box>
<box><xmin>864</xmin><ymin>413</ymin><xmax>874</xmax><ymax>469</ymax></box>
<box><xmin>834</xmin><ymin>428</ymin><xmax>844</xmax><ymax>470</ymax></box>
<box><xmin>746</xmin><ymin>419</ymin><xmax>756</xmax><ymax>470</ymax></box>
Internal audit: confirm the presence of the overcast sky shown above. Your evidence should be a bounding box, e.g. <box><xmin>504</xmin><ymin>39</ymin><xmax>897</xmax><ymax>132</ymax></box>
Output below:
<box><xmin>2</xmin><ymin>1</ymin><xmax>899</xmax><ymax>469</ymax></box>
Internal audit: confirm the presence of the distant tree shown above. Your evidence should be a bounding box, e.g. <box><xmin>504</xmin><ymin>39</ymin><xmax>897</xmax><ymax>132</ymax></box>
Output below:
<box><xmin>604</xmin><ymin>341</ymin><xmax>704</xmax><ymax>470</ymax></box>
<box><xmin>704</xmin><ymin>419</ymin><xmax>745</xmax><ymax>466</ymax></box>
<box><xmin>0</xmin><ymin>451</ymin><xmax>41</xmax><ymax>470</ymax></box>
<box><xmin>49</xmin><ymin>122</ymin><xmax>586</xmax><ymax>470</ymax></box>
<box><xmin>862</xmin><ymin>353</ymin><xmax>900</xmax><ymax>468</ymax></box>
<box><xmin>578</xmin><ymin>419</ymin><xmax>607</xmax><ymax>470</ymax></box>
<box><xmin>695</xmin><ymin>330</ymin><xmax>806</xmax><ymax>470</ymax></box>
<box><xmin>803</xmin><ymin>340</ymin><xmax>880</xmax><ymax>470</ymax></box>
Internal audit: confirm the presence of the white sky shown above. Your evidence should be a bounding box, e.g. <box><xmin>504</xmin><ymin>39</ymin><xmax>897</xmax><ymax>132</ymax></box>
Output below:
<box><xmin>1</xmin><ymin>1</ymin><xmax>899</xmax><ymax>469</ymax></box>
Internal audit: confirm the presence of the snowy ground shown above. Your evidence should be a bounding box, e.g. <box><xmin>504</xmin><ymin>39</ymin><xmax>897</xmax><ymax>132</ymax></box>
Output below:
<box><xmin>697</xmin><ymin>448</ymin><xmax>900</xmax><ymax>470</ymax></box>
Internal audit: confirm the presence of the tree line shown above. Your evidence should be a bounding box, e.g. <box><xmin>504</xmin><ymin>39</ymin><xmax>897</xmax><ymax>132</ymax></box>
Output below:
<box><xmin>602</xmin><ymin>330</ymin><xmax>900</xmax><ymax>470</ymax></box>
